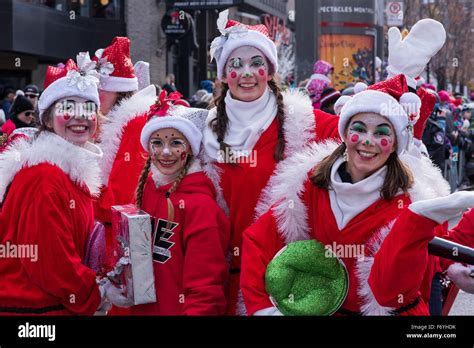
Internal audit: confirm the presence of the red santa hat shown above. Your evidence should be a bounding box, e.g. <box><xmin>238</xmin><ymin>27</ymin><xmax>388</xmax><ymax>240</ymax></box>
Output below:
<box><xmin>335</xmin><ymin>75</ymin><xmax>422</xmax><ymax>155</ymax></box>
<box><xmin>38</xmin><ymin>52</ymin><xmax>100</xmax><ymax>123</ymax></box>
<box><xmin>140</xmin><ymin>91</ymin><xmax>208</xmax><ymax>156</ymax></box>
<box><xmin>210</xmin><ymin>9</ymin><xmax>278</xmax><ymax>80</ymax></box>
<box><xmin>94</xmin><ymin>37</ymin><xmax>138</xmax><ymax>92</ymax></box>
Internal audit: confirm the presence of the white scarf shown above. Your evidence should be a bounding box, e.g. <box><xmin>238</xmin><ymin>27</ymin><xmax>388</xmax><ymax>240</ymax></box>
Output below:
<box><xmin>202</xmin><ymin>87</ymin><xmax>277</xmax><ymax>160</ymax></box>
<box><xmin>328</xmin><ymin>157</ymin><xmax>387</xmax><ymax>230</ymax></box>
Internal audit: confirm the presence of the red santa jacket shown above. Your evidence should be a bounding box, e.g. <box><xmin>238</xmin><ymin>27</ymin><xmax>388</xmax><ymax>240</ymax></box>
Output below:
<box><xmin>130</xmin><ymin>163</ymin><xmax>229</xmax><ymax>315</ymax></box>
<box><xmin>94</xmin><ymin>85</ymin><xmax>156</xmax><ymax>224</ymax></box>
<box><xmin>202</xmin><ymin>90</ymin><xmax>340</xmax><ymax>315</ymax></box>
<box><xmin>241</xmin><ymin>140</ymin><xmax>453</xmax><ymax>316</ymax></box>
<box><xmin>0</xmin><ymin>131</ymin><xmax>103</xmax><ymax>315</ymax></box>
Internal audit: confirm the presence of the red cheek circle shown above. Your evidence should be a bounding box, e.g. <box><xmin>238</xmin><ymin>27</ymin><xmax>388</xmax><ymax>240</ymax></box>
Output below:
<box><xmin>230</xmin><ymin>71</ymin><xmax>237</xmax><ymax>79</ymax></box>
<box><xmin>350</xmin><ymin>134</ymin><xmax>359</xmax><ymax>143</ymax></box>
<box><xmin>258</xmin><ymin>68</ymin><xmax>265</xmax><ymax>76</ymax></box>
<box><xmin>63</xmin><ymin>113</ymin><xmax>71</xmax><ymax>121</ymax></box>
<box><xmin>180</xmin><ymin>152</ymin><xmax>187</xmax><ymax>160</ymax></box>
<box><xmin>380</xmin><ymin>138</ymin><xmax>389</xmax><ymax>147</ymax></box>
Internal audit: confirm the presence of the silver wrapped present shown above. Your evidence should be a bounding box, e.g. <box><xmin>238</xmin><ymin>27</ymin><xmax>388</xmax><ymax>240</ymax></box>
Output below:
<box><xmin>110</xmin><ymin>204</ymin><xmax>156</xmax><ymax>305</ymax></box>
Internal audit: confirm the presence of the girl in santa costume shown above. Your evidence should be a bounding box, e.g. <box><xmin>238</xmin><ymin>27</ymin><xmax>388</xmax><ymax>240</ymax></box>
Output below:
<box><xmin>240</xmin><ymin>72</ymin><xmax>474</xmax><ymax>315</ymax></box>
<box><xmin>202</xmin><ymin>9</ymin><xmax>342</xmax><ymax>315</ymax></box>
<box><xmin>0</xmin><ymin>54</ymin><xmax>125</xmax><ymax>315</ymax></box>
<box><xmin>111</xmin><ymin>92</ymin><xmax>229</xmax><ymax>315</ymax></box>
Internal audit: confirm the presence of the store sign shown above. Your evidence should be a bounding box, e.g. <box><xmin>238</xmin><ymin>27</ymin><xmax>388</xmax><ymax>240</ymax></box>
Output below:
<box><xmin>386</xmin><ymin>1</ymin><xmax>404</xmax><ymax>26</ymax></box>
<box><xmin>161</xmin><ymin>10</ymin><xmax>192</xmax><ymax>39</ymax></box>
<box><xmin>171</xmin><ymin>0</ymin><xmax>240</xmax><ymax>9</ymax></box>
<box><xmin>319</xmin><ymin>0</ymin><xmax>375</xmax><ymax>24</ymax></box>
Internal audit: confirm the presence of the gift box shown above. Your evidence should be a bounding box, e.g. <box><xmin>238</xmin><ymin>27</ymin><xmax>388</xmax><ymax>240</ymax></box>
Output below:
<box><xmin>110</xmin><ymin>204</ymin><xmax>156</xmax><ymax>305</ymax></box>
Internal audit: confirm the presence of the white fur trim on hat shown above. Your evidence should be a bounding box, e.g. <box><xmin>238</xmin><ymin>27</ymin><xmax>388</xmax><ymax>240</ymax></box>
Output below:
<box><xmin>338</xmin><ymin>90</ymin><xmax>409</xmax><ymax>155</ymax></box>
<box><xmin>216</xmin><ymin>30</ymin><xmax>278</xmax><ymax>80</ymax></box>
<box><xmin>141</xmin><ymin>115</ymin><xmax>203</xmax><ymax>156</ymax></box>
<box><xmin>38</xmin><ymin>77</ymin><xmax>100</xmax><ymax>123</ymax></box>
<box><xmin>99</xmin><ymin>75</ymin><xmax>139</xmax><ymax>92</ymax></box>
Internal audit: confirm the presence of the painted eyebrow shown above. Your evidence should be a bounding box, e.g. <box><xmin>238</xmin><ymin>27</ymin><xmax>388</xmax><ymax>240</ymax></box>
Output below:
<box><xmin>351</xmin><ymin>121</ymin><xmax>366</xmax><ymax>126</ymax></box>
<box><xmin>376</xmin><ymin>123</ymin><xmax>393</xmax><ymax>128</ymax></box>
<box><xmin>251</xmin><ymin>55</ymin><xmax>264</xmax><ymax>60</ymax></box>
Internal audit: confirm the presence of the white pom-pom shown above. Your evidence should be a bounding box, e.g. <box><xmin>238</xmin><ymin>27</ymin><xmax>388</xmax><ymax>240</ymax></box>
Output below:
<box><xmin>354</xmin><ymin>82</ymin><xmax>368</xmax><ymax>94</ymax></box>
<box><xmin>400</xmin><ymin>92</ymin><xmax>422</xmax><ymax>123</ymax></box>
<box><xmin>334</xmin><ymin>95</ymin><xmax>352</xmax><ymax>115</ymax></box>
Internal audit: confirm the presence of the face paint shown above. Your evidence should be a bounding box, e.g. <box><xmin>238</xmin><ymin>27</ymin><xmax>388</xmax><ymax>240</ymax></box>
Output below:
<box><xmin>343</xmin><ymin>113</ymin><xmax>397</xmax><ymax>183</ymax></box>
<box><xmin>149</xmin><ymin>128</ymin><xmax>190</xmax><ymax>177</ymax></box>
<box><xmin>224</xmin><ymin>46</ymin><xmax>272</xmax><ymax>102</ymax></box>
<box><xmin>63</xmin><ymin>113</ymin><xmax>71</xmax><ymax>121</ymax></box>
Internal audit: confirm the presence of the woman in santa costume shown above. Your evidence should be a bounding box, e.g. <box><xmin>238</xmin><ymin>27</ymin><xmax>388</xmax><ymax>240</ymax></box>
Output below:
<box><xmin>201</xmin><ymin>10</ymin><xmax>448</xmax><ymax>315</ymax></box>
<box><xmin>114</xmin><ymin>92</ymin><xmax>229</xmax><ymax>315</ymax></box>
<box><xmin>240</xmin><ymin>72</ymin><xmax>474</xmax><ymax>316</ymax></box>
<box><xmin>0</xmin><ymin>54</ymin><xmax>123</xmax><ymax>315</ymax></box>
<box><xmin>201</xmin><ymin>9</ymin><xmax>341</xmax><ymax>315</ymax></box>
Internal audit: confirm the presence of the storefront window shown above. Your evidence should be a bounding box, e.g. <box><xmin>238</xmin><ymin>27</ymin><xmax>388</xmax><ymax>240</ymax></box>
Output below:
<box><xmin>320</xmin><ymin>34</ymin><xmax>374</xmax><ymax>90</ymax></box>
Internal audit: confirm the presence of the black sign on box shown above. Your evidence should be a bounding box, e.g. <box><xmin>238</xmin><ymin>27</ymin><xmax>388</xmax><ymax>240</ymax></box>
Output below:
<box><xmin>161</xmin><ymin>10</ymin><xmax>192</xmax><ymax>40</ymax></box>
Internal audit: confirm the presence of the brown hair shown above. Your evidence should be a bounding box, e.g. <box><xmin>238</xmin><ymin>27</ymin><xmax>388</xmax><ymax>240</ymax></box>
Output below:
<box><xmin>210</xmin><ymin>76</ymin><xmax>286</xmax><ymax>162</ymax></box>
<box><xmin>116</xmin><ymin>91</ymin><xmax>135</xmax><ymax>105</ymax></box>
<box><xmin>136</xmin><ymin>155</ymin><xmax>194</xmax><ymax>229</ymax></box>
<box><xmin>311</xmin><ymin>142</ymin><xmax>414</xmax><ymax>200</ymax></box>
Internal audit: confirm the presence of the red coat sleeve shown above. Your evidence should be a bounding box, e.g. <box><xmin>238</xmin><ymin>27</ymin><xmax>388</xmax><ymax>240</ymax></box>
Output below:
<box><xmin>181</xmin><ymin>199</ymin><xmax>229</xmax><ymax>315</ymax></box>
<box><xmin>437</xmin><ymin>209</ymin><xmax>474</xmax><ymax>271</ymax></box>
<box><xmin>368</xmin><ymin>208</ymin><xmax>438</xmax><ymax>308</ymax></box>
<box><xmin>314</xmin><ymin>109</ymin><xmax>340</xmax><ymax>142</ymax></box>
<box><xmin>17</xmin><ymin>189</ymin><xmax>101</xmax><ymax>315</ymax></box>
<box><xmin>241</xmin><ymin>209</ymin><xmax>285</xmax><ymax>315</ymax></box>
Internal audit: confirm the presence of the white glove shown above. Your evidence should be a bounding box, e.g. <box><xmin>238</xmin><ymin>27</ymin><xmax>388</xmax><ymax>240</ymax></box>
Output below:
<box><xmin>253</xmin><ymin>306</ymin><xmax>284</xmax><ymax>316</ymax></box>
<box><xmin>409</xmin><ymin>191</ymin><xmax>474</xmax><ymax>224</ymax></box>
<box><xmin>387</xmin><ymin>19</ymin><xmax>446</xmax><ymax>88</ymax></box>
<box><xmin>447</xmin><ymin>263</ymin><xmax>474</xmax><ymax>294</ymax></box>
<box><xmin>101</xmin><ymin>279</ymin><xmax>134</xmax><ymax>308</ymax></box>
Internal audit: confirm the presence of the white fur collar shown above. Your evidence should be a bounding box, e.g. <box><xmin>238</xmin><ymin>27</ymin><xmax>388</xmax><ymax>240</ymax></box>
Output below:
<box><xmin>98</xmin><ymin>85</ymin><xmax>156</xmax><ymax>185</ymax></box>
<box><xmin>150</xmin><ymin>159</ymin><xmax>202</xmax><ymax>188</ymax></box>
<box><xmin>200</xmin><ymin>89</ymin><xmax>315</xmax><ymax>217</ymax></box>
<box><xmin>0</xmin><ymin>131</ymin><xmax>103</xmax><ymax>202</ymax></box>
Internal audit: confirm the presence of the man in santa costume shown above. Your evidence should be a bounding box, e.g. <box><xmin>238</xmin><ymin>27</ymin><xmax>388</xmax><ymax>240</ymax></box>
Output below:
<box><xmin>240</xmin><ymin>71</ymin><xmax>474</xmax><ymax>316</ymax></box>
<box><xmin>92</xmin><ymin>37</ymin><xmax>157</xmax><ymax>273</ymax></box>
<box><xmin>0</xmin><ymin>54</ymin><xmax>125</xmax><ymax>315</ymax></box>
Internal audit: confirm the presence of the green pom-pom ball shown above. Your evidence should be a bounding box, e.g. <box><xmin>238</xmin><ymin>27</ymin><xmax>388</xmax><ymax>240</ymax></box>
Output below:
<box><xmin>265</xmin><ymin>239</ymin><xmax>349</xmax><ymax>316</ymax></box>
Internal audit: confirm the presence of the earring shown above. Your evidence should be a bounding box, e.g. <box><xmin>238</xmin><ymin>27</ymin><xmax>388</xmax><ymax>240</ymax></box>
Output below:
<box><xmin>343</xmin><ymin>149</ymin><xmax>348</xmax><ymax>162</ymax></box>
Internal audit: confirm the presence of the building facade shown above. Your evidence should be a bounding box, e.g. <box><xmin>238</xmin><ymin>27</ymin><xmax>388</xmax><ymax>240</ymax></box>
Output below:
<box><xmin>0</xmin><ymin>0</ymin><xmax>126</xmax><ymax>91</ymax></box>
